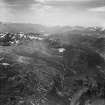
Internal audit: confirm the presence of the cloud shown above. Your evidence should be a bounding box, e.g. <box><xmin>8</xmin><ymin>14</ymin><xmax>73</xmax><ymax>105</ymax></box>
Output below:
<box><xmin>4</xmin><ymin>0</ymin><xmax>37</xmax><ymax>11</ymax></box>
<box><xmin>31</xmin><ymin>4</ymin><xmax>52</xmax><ymax>10</ymax></box>
<box><xmin>37</xmin><ymin>0</ymin><xmax>92</xmax><ymax>2</ymax></box>
<box><xmin>0</xmin><ymin>0</ymin><xmax>13</xmax><ymax>22</ymax></box>
<box><xmin>88</xmin><ymin>6</ymin><xmax>105</xmax><ymax>12</ymax></box>
<box><xmin>0</xmin><ymin>0</ymin><xmax>105</xmax><ymax>27</ymax></box>
<box><xmin>38</xmin><ymin>0</ymin><xmax>105</xmax><ymax>10</ymax></box>
<box><xmin>3</xmin><ymin>0</ymin><xmax>105</xmax><ymax>11</ymax></box>
<box><xmin>36</xmin><ymin>0</ymin><xmax>45</xmax><ymax>3</ymax></box>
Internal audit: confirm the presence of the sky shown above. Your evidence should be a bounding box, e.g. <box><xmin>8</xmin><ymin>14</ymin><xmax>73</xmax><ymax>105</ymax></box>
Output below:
<box><xmin>0</xmin><ymin>0</ymin><xmax>105</xmax><ymax>27</ymax></box>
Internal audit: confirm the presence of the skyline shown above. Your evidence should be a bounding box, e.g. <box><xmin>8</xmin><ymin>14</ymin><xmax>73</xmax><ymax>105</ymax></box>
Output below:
<box><xmin>0</xmin><ymin>0</ymin><xmax>105</xmax><ymax>27</ymax></box>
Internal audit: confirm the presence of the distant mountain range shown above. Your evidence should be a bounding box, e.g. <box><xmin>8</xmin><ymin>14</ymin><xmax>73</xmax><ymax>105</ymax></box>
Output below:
<box><xmin>0</xmin><ymin>22</ymin><xmax>45</xmax><ymax>33</ymax></box>
<box><xmin>0</xmin><ymin>22</ymin><xmax>104</xmax><ymax>33</ymax></box>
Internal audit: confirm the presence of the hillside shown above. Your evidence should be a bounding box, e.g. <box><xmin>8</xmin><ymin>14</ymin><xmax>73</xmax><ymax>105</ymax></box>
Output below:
<box><xmin>0</xmin><ymin>27</ymin><xmax>105</xmax><ymax>105</ymax></box>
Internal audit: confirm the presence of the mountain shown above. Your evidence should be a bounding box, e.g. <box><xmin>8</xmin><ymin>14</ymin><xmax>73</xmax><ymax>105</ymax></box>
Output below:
<box><xmin>0</xmin><ymin>22</ymin><xmax>104</xmax><ymax>34</ymax></box>
<box><xmin>0</xmin><ymin>22</ymin><xmax>46</xmax><ymax>33</ymax></box>
<box><xmin>0</xmin><ymin>25</ymin><xmax>105</xmax><ymax>105</ymax></box>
